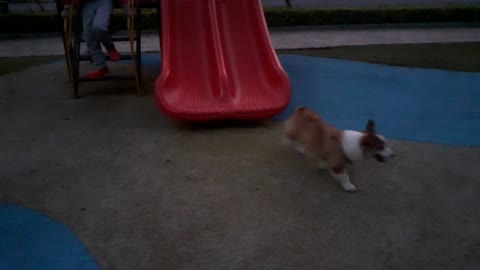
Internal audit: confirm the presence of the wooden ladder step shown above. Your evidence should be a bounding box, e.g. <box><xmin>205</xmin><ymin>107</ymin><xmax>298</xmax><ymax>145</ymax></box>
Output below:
<box><xmin>78</xmin><ymin>75</ymin><xmax>136</xmax><ymax>82</ymax></box>
<box><xmin>77</xmin><ymin>54</ymin><xmax>135</xmax><ymax>62</ymax></box>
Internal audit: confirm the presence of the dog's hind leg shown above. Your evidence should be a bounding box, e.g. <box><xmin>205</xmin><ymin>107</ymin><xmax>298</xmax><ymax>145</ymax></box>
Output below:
<box><xmin>282</xmin><ymin>137</ymin><xmax>305</xmax><ymax>154</ymax></box>
<box><xmin>282</xmin><ymin>137</ymin><xmax>293</xmax><ymax>145</ymax></box>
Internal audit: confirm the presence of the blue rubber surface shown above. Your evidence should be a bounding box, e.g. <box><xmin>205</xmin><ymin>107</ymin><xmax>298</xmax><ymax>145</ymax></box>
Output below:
<box><xmin>0</xmin><ymin>203</ymin><xmax>100</xmax><ymax>270</ymax></box>
<box><xmin>275</xmin><ymin>55</ymin><xmax>480</xmax><ymax>147</ymax></box>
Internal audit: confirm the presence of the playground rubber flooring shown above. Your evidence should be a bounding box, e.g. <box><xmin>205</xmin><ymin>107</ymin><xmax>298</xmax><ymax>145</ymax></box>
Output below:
<box><xmin>1</xmin><ymin>43</ymin><xmax>479</xmax><ymax>270</ymax></box>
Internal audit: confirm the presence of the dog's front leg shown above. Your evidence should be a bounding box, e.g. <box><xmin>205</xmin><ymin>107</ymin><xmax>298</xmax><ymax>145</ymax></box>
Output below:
<box><xmin>318</xmin><ymin>160</ymin><xmax>327</xmax><ymax>170</ymax></box>
<box><xmin>295</xmin><ymin>144</ymin><xmax>305</xmax><ymax>154</ymax></box>
<box><xmin>330</xmin><ymin>167</ymin><xmax>356</xmax><ymax>192</ymax></box>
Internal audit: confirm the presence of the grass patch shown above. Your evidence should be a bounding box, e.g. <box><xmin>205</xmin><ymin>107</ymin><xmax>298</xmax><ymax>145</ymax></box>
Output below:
<box><xmin>0</xmin><ymin>55</ymin><xmax>62</xmax><ymax>75</ymax></box>
<box><xmin>277</xmin><ymin>42</ymin><xmax>480</xmax><ymax>72</ymax></box>
<box><xmin>265</xmin><ymin>5</ymin><xmax>480</xmax><ymax>26</ymax></box>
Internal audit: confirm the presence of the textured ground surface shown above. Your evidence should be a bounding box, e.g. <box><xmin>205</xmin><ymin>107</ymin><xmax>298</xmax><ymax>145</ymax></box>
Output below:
<box><xmin>1</xmin><ymin>62</ymin><xmax>479</xmax><ymax>270</ymax></box>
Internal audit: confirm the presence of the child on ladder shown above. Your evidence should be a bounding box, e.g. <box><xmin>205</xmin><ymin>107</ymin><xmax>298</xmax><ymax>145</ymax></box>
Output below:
<box><xmin>62</xmin><ymin>0</ymin><xmax>133</xmax><ymax>79</ymax></box>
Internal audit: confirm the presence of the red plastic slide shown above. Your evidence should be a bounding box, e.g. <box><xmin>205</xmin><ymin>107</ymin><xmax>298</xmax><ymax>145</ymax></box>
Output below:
<box><xmin>155</xmin><ymin>0</ymin><xmax>291</xmax><ymax>121</ymax></box>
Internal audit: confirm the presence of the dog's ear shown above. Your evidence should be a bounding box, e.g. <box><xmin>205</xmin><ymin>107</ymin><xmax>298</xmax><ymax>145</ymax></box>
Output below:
<box><xmin>361</xmin><ymin>135</ymin><xmax>374</xmax><ymax>148</ymax></box>
<box><xmin>365</xmin><ymin>120</ymin><xmax>376</xmax><ymax>134</ymax></box>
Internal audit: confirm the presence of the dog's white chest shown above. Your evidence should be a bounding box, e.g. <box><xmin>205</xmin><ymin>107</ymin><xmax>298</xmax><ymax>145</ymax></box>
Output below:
<box><xmin>341</xmin><ymin>130</ymin><xmax>364</xmax><ymax>162</ymax></box>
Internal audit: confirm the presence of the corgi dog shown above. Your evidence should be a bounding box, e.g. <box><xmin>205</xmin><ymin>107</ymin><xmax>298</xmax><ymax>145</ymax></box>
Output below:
<box><xmin>282</xmin><ymin>106</ymin><xmax>395</xmax><ymax>192</ymax></box>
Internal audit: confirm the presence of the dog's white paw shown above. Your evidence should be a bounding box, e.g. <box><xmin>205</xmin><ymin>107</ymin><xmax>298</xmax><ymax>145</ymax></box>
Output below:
<box><xmin>318</xmin><ymin>162</ymin><xmax>327</xmax><ymax>170</ymax></box>
<box><xmin>342</xmin><ymin>183</ymin><xmax>357</xmax><ymax>192</ymax></box>
<box><xmin>295</xmin><ymin>145</ymin><xmax>305</xmax><ymax>154</ymax></box>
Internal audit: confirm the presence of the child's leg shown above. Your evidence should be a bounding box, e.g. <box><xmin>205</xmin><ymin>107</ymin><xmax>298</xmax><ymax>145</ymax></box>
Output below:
<box><xmin>92</xmin><ymin>0</ymin><xmax>115</xmax><ymax>51</ymax></box>
<box><xmin>81</xmin><ymin>2</ymin><xmax>96</xmax><ymax>55</ymax></box>
<box><xmin>82</xmin><ymin>0</ymin><xmax>112</xmax><ymax>70</ymax></box>
<box><xmin>99</xmin><ymin>15</ymin><xmax>116</xmax><ymax>52</ymax></box>
<box><xmin>101</xmin><ymin>32</ymin><xmax>116</xmax><ymax>52</ymax></box>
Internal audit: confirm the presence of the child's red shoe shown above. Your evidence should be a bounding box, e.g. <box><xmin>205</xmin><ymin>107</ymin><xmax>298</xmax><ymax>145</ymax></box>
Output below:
<box><xmin>108</xmin><ymin>49</ymin><xmax>121</xmax><ymax>62</ymax></box>
<box><xmin>84</xmin><ymin>68</ymin><xmax>110</xmax><ymax>79</ymax></box>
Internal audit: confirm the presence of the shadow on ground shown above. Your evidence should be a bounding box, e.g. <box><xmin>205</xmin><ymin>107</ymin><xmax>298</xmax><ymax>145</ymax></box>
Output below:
<box><xmin>0</xmin><ymin>62</ymin><xmax>479</xmax><ymax>270</ymax></box>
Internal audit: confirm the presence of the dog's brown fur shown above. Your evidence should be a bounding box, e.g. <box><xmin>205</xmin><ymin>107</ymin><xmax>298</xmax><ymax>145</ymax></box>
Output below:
<box><xmin>283</xmin><ymin>106</ymin><xmax>349</xmax><ymax>172</ymax></box>
<box><xmin>283</xmin><ymin>106</ymin><xmax>393</xmax><ymax>192</ymax></box>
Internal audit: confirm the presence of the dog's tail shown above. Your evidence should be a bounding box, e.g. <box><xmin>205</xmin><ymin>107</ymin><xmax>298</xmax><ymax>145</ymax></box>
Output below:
<box><xmin>295</xmin><ymin>106</ymin><xmax>305</xmax><ymax>112</ymax></box>
<box><xmin>294</xmin><ymin>105</ymin><xmax>322</xmax><ymax>122</ymax></box>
